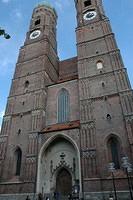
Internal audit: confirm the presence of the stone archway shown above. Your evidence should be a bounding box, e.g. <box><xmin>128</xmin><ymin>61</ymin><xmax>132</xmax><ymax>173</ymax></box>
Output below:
<box><xmin>56</xmin><ymin>168</ymin><xmax>72</xmax><ymax>196</ymax></box>
<box><xmin>37</xmin><ymin>134</ymin><xmax>81</xmax><ymax>195</ymax></box>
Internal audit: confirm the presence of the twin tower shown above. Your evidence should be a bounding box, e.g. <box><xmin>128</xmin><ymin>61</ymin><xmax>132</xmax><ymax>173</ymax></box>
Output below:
<box><xmin>0</xmin><ymin>1</ymin><xmax>132</xmax><ymax>200</ymax></box>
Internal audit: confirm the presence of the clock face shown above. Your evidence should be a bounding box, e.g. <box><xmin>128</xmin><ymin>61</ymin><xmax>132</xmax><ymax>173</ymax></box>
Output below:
<box><xmin>83</xmin><ymin>11</ymin><xmax>97</xmax><ymax>21</ymax></box>
<box><xmin>30</xmin><ymin>30</ymin><xmax>41</xmax><ymax>39</ymax></box>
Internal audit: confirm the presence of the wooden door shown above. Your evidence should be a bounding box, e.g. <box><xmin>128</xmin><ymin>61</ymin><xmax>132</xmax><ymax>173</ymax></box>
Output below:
<box><xmin>56</xmin><ymin>168</ymin><xmax>72</xmax><ymax>196</ymax></box>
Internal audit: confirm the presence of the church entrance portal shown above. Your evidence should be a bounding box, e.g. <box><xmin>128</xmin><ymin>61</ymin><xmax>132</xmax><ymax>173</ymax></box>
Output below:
<box><xmin>56</xmin><ymin>168</ymin><xmax>72</xmax><ymax>196</ymax></box>
<box><xmin>37</xmin><ymin>134</ymin><xmax>81</xmax><ymax>196</ymax></box>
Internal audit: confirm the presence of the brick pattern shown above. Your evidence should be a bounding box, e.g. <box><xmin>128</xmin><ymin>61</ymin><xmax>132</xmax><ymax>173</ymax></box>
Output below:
<box><xmin>76</xmin><ymin>0</ymin><xmax>133</xmax><ymax>192</ymax></box>
<box><xmin>0</xmin><ymin>0</ymin><xmax>132</xmax><ymax>199</ymax></box>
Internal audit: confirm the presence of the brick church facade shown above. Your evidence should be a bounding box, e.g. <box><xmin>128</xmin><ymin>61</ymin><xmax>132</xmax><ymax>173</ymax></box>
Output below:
<box><xmin>0</xmin><ymin>0</ymin><xmax>133</xmax><ymax>199</ymax></box>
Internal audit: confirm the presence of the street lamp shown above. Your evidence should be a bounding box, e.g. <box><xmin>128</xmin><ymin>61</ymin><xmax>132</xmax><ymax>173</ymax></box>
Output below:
<box><xmin>121</xmin><ymin>157</ymin><xmax>133</xmax><ymax>200</ymax></box>
<box><xmin>108</xmin><ymin>162</ymin><xmax>118</xmax><ymax>200</ymax></box>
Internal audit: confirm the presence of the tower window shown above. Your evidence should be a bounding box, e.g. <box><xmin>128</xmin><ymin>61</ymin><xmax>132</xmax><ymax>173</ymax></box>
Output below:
<box><xmin>35</xmin><ymin>19</ymin><xmax>41</xmax><ymax>26</ymax></box>
<box><xmin>25</xmin><ymin>80</ymin><xmax>29</xmax><ymax>88</ymax></box>
<box><xmin>107</xmin><ymin>137</ymin><xmax>120</xmax><ymax>169</ymax></box>
<box><xmin>15</xmin><ymin>148</ymin><xmax>22</xmax><ymax>176</ymax></box>
<box><xmin>84</xmin><ymin>0</ymin><xmax>91</xmax><ymax>7</ymax></box>
<box><xmin>57</xmin><ymin>88</ymin><xmax>70</xmax><ymax>123</ymax></box>
<box><xmin>104</xmin><ymin>96</ymin><xmax>108</xmax><ymax>101</ymax></box>
<box><xmin>17</xmin><ymin>129</ymin><xmax>21</xmax><ymax>134</ymax></box>
<box><xmin>20</xmin><ymin>114</ymin><xmax>23</xmax><ymax>118</ymax></box>
<box><xmin>107</xmin><ymin>114</ymin><xmax>111</xmax><ymax>120</ymax></box>
<box><xmin>97</xmin><ymin>61</ymin><xmax>103</xmax><ymax>69</ymax></box>
<box><xmin>101</xmin><ymin>81</ymin><xmax>105</xmax><ymax>87</ymax></box>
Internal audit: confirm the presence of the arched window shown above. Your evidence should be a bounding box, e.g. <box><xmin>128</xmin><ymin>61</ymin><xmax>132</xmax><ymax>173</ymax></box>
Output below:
<box><xmin>107</xmin><ymin>114</ymin><xmax>112</xmax><ymax>120</ymax></box>
<box><xmin>25</xmin><ymin>80</ymin><xmax>29</xmax><ymax>88</ymax></box>
<box><xmin>84</xmin><ymin>0</ymin><xmax>91</xmax><ymax>7</ymax></box>
<box><xmin>96</xmin><ymin>61</ymin><xmax>103</xmax><ymax>69</ymax></box>
<box><xmin>57</xmin><ymin>88</ymin><xmax>70</xmax><ymax>123</ymax></box>
<box><xmin>107</xmin><ymin>137</ymin><xmax>120</xmax><ymax>169</ymax></box>
<box><xmin>15</xmin><ymin>148</ymin><xmax>22</xmax><ymax>176</ymax></box>
<box><xmin>35</xmin><ymin>19</ymin><xmax>41</xmax><ymax>26</ymax></box>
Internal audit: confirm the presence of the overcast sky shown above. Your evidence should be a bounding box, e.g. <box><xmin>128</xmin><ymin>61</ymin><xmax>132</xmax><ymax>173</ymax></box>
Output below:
<box><xmin>0</xmin><ymin>0</ymin><xmax>133</xmax><ymax>128</ymax></box>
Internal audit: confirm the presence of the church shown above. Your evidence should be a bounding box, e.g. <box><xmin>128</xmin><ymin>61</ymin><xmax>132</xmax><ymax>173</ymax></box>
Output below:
<box><xmin>0</xmin><ymin>0</ymin><xmax>133</xmax><ymax>200</ymax></box>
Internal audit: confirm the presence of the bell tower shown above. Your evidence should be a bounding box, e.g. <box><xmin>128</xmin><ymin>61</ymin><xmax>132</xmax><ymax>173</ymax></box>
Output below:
<box><xmin>0</xmin><ymin>2</ymin><xmax>59</xmax><ymax>194</ymax></box>
<box><xmin>0</xmin><ymin>1</ymin><xmax>132</xmax><ymax>199</ymax></box>
<box><xmin>75</xmin><ymin>0</ymin><xmax>133</xmax><ymax>198</ymax></box>
<box><xmin>75</xmin><ymin>0</ymin><xmax>105</xmax><ymax>26</ymax></box>
<box><xmin>25</xmin><ymin>2</ymin><xmax>57</xmax><ymax>52</ymax></box>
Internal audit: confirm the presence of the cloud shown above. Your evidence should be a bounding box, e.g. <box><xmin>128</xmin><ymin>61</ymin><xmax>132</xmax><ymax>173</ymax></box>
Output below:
<box><xmin>54</xmin><ymin>0</ymin><xmax>71</xmax><ymax>12</ymax></box>
<box><xmin>54</xmin><ymin>1</ymin><xmax>63</xmax><ymax>11</ymax></box>
<box><xmin>14</xmin><ymin>9</ymin><xmax>22</xmax><ymax>19</ymax></box>
<box><xmin>9</xmin><ymin>9</ymin><xmax>22</xmax><ymax>22</ymax></box>
<box><xmin>1</xmin><ymin>0</ymin><xmax>11</xmax><ymax>3</ymax></box>
<box><xmin>0</xmin><ymin>58</ymin><xmax>13</xmax><ymax>76</ymax></box>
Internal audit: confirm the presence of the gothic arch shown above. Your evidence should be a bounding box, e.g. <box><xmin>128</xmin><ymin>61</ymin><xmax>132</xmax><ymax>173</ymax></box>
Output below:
<box><xmin>105</xmin><ymin>134</ymin><xmax>122</xmax><ymax>169</ymax></box>
<box><xmin>96</xmin><ymin>60</ymin><xmax>104</xmax><ymax>69</ymax></box>
<box><xmin>56</xmin><ymin>88</ymin><xmax>69</xmax><ymax>98</ymax></box>
<box><xmin>38</xmin><ymin>133</ymin><xmax>80</xmax><ymax>160</ymax></box>
<box><xmin>53</xmin><ymin>164</ymin><xmax>73</xmax><ymax>180</ymax></box>
<box><xmin>104</xmin><ymin>133</ymin><xmax>122</xmax><ymax>146</ymax></box>
<box><xmin>37</xmin><ymin>133</ymin><xmax>82</xmax><ymax>194</ymax></box>
<box><xmin>14</xmin><ymin>147</ymin><xmax>22</xmax><ymax>176</ymax></box>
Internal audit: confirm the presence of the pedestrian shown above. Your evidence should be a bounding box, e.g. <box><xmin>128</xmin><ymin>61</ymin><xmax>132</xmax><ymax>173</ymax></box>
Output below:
<box><xmin>26</xmin><ymin>195</ymin><xmax>30</xmax><ymax>200</ymax></box>
<box><xmin>109</xmin><ymin>193</ymin><xmax>114</xmax><ymax>200</ymax></box>
<box><xmin>38</xmin><ymin>193</ymin><xmax>43</xmax><ymax>200</ymax></box>
<box><xmin>68</xmin><ymin>194</ymin><xmax>72</xmax><ymax>200</ymax></box>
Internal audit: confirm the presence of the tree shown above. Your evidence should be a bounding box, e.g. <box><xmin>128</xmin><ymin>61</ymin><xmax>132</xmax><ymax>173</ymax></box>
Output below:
<box><xmin>0</xmin><ymin>27</ymin><xmax>11</xmax><ymax>39</ymax></box>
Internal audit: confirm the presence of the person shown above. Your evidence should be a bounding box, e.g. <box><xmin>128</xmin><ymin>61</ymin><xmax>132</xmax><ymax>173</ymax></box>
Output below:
<box><xmin>109</xmin><ymin>193</ymin><xmax>114</xmax><ymax>200</ymax></box>
<box><xmin>38</xmin><ymin>193</ymin><xmax>43</xmax><ymax>200</ymax></box>
<box><xmin>54</xmin><ymin>192</ymin><xmax>59</xmax><ymax>200</ymax></box>
<box><xmin>26</xmin><ymin>196</ymin><xmax>30</xmax><ymax>200</ymax></box>
<box><xmin>68</xmin><ymin>194</ymin><xmax>72</xmax><ymax>200</ymax></box>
